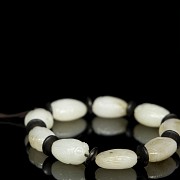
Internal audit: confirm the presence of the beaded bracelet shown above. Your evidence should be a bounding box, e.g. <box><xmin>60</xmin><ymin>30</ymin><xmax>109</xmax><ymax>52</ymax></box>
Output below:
<box><xmin>26</xmin><ymin>118</ymin><xmax>180</xmax><ymax>180</ymax></box>
<box><xmin>24</xmin><ymin>96</ymin><xmax>180</xmax><ymax>170</ymax></box>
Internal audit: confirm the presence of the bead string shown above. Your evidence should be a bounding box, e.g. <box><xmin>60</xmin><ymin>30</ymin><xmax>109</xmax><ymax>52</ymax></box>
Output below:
<box><xmin>26</xmin><ymin>119</ymin><xmax>180</xmax><ymax>180</ymax></box>
<box><xmin>24</xmin><ymin>96</ymin><xmax>180</xmax><ymax>173</ymax></box>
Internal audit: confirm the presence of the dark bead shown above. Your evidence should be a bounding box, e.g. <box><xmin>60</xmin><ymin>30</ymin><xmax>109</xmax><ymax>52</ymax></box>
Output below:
<box><xmin>125</xmin><ymin>121</ymin><xmax>135</xmax><ymax>138</ymax></box>
<box><xmin>26</xmin><ymin>119</ymin><xmax>46</xmax><ymax>134</ymax></box>
<box><xmin>161</xmin><ymin>113</ymin><xmax>178</xmax><ymax>124</ymax></box>
<box><xmin>42</xmin><ymin>156</ymin><xmax>56</xmax><ymax>176</ymax></box>
<box><xmin>136</xmin><ymin>144</ymin><xmax>149</xmax><ymax>167</ymax></box>
<box><xmin>127</xmin><ymin>101</ymin><xmax>136</xmax><ymax>117</ymax></box>
<box><xmin>42</xmin><ymin>135</ymin><xmax>59</xmax><ymax>156</ymax></box>
<box><xmin>46</xmin><ymin>102</ymin><xmax>52</xmax><ymax>113</ymax></box>
<box><xmin>86</xmin><ymin>97</ymin><xmax>93</xmax><ymax>114</ymax></box>
<box><xmin>161</xmin><ymin>130</ymin><xmax>180</xmax><ymax>147</ymax></box>
<box><xmin>85</xmin><ymin>147</ymin><xmax>98</xmax><ymax>165</ymax></box>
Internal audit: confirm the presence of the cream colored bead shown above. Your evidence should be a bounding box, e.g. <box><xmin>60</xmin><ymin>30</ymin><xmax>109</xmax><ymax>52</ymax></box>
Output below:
<box><xmin>25</xmin><ymin>108</ymin><xmax>54</xmax><ymax>129</ymax></box>
<box><xmin>134</xmin><ymin>103</ymin><xmax>170</xmax><ymax>127</ymax></box>
<box><xmin>52</xmin><ymin>139</ymin><xmax>89</xmax><ymax>165</ymax></box>
<box><xmin>28</xmin><ymin>127</ymin><xmax>55</xmax><ymax>152</ymax></box>
<box><xmin>145</xmin><ymin>137</ymin><xmax>177</xmax><ymax>162</ymax></box>
<box><xmin>92</xmin><ymin>96</ymin><xmax>128</xmax><ymax>118</ymax></box>
<box><xmin>159</xmin><ymin>118</ymin><xmax>180</xmax><ymax>136</ymax></box>
<box><xmin>51</xmin><ymin>98</ymin><xmax>87</xmax><ymax>121</ymax></box>
<box><xmin>95</xmin><ymin>149</ymin><xmax>137</xmax><ymax>169</ymax></box>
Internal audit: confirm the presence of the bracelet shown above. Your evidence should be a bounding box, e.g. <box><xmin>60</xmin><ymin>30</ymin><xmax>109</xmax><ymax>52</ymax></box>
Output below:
<box><xmin>24</xmin><ymin>96</ymin><xmax>180</xmax><ymax>171</ymax></box>
<box><xmin>26</xmin><ymin>120</ymin><xmax>180</xmax><ymax>180</ymax></box>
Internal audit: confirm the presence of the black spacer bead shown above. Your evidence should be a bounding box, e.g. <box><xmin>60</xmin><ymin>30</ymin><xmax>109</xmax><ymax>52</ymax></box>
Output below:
<box><xmin>42</xmin><ymin>135</ymin><xmax>59</xmax><ymax>156</ymax></box>
<box><xmin>86</xmin><ymin>97</ymin><xmax>93</xmax><ymax>114</ymax></box>
<box><xmin>161</xmin><ymin>130</ymin><xmax>180</xmax><ymax>147</ymax></box>
<box><xmin>46</xmin><ymin>102</ymin><xmax>53</xmax><ymax>113</ymax></box>
<box><xmin>42</xmin><ymin>156</ymin><xmax>56</xmax><ymax>176</ymax></box>
<box><xmin>85</xmin><ymin>147</ymin><xmax>98</xmax><ymax>165</ymax></box>
<box><xmin>127</xmin><ymin>101</ymin><xmax>136</xmax><ymax>117</ymax></box>
<box><xmin>136</xmin><ymin>144</ymin><xmax>149</xmax><ymax>167</ymax></box>
<box><xmin>26</xmin><ymin>119</ymin><xmax>46</xmax><ymax>134</ymax></box>
<box><xmin>161</xmin><ymin>113</ymin><xmax>178</xmax><ymax>124</ymax></box>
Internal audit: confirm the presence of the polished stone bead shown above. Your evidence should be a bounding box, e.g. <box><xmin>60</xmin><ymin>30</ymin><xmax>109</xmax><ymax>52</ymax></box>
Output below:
<box><xmin>159</xmin><ymin>118</ymin><xmax>180</xmax><ymax>136</ymax></box>
<box><xmin>52</xmin><ymin>139</ymin><xmax>89</xmax><ymax>165</ymax></box>
<box><xmin>85</xmin><ymin>147</ymin><xmax>98</xmax><ymax>165</ymax></box>
<box><xmin>95</xmin><ymin>149</ymin><xmax>137</xmax><ymax>169</ymax></box>
<box><xmin>92</xmin><ymin>96</ymin><xmax>128</xmax><ymax>118</ymax></box>
<box><xmin>51</xmin><ymin>99</ymin><xmax>87</xmax><ymax>121</ymax></box>
<box><xmin>145</xmin><ymin>137</ymin><xmax>177</xmax><ymax>162</ymax></box>
<box><xmin>161</xmin><ymin>130</ymin><xmax>180</xmax><ymax>146</ymax></box>
<box><xmin>26</xmin><ymin>119</ymin><xmax>46</xmax><ymax>133</ymax></box>
<box><xmin>25</xmin><ymin>108</ymin><xmax>54</xmax><ymax>129</ymax></box>
<box><xmin>42</xmin><ymin>135</ymin><xmax>58</xmax><ymax>156</ymax></box>
<box><xmin>161</xmin><ymin>113</ymin><xmax>177</xmax><ymax>124</ymax></box>
<box><xmin>134</xmin><ymin>103</ymin><xmax>169</xmax><ymax>127</ymax></box>
<box><xmin>127</xmin><ymin>101</ymin><xmax>136</xmax><ymax>117</ymax></box>
<box><xmin>136</xmin><ymin>144</ymin><xmax>149</xmax><ymax>167</ymax></box>
<box><xmin>28</xmin><ymin>127</ymin><xmax>55</xmax><ymax>152</ymax></box>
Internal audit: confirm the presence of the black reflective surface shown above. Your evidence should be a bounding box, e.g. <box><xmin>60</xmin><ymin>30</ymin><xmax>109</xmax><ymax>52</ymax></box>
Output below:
<box><xmin>1</xmin><ymin>99</ymin><xmax>180</xmax><ymax>180</ymax></box>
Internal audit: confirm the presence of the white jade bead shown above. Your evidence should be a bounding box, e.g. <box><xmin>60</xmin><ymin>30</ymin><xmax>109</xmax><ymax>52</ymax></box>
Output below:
<box><xmin>95</xmin><ymin>149</ymin><xmax>137</xmax><ymax>169</ymax></box>
<box><xmin>92</xmin><ymin>96</ymin><xmax>128</xmax><ymax>118</ymax></box>
<box><xmin>134</xmin><ymin>103</ymin><xmax>170</xmax><ymax>127</ymax></box>
<box><xmin>145</xmin><ymin>137</ymin><xmax>177</xmax><ymax>162</ymax></box>
<box><xmin>28</xmin><ymin>127</ymin><xmax>55</xmax><ymax>152</ymax></box>
<box><xmin>52</xmin><ymin>139</ymin><xmax>89</xmax><ymax>165</ymax></box>
<box><xmin>159</xmin><ymin>118</ymin><xmax>180</xmax><ymax>136</ymax></box>
<box><xmin>25</xmin><ymin>108</ymin><xmax>54</xmax><ymax>129</ymax></box>
<box><xmin>51</xmin><ymin>99</ymin><xmax>87</xmax><ymax>121</ymax></box>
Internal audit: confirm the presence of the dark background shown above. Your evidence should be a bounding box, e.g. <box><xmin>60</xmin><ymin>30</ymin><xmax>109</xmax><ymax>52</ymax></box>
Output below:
<box><xmin>0</xmin><ymin>5</ymin><xmax>179</xmax><ymax>180</ymax></box>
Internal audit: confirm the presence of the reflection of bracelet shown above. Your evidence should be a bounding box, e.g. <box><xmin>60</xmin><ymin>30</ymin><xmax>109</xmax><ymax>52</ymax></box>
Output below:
<box><xmin>25</xmin><ymin>96</ymin><xmax>180</xmax><ymax>170</ymax></box>
<box><xmin>27</xmin><ymin>146</ymin><xmax>180</xmax><ymax>179</ymax></box>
